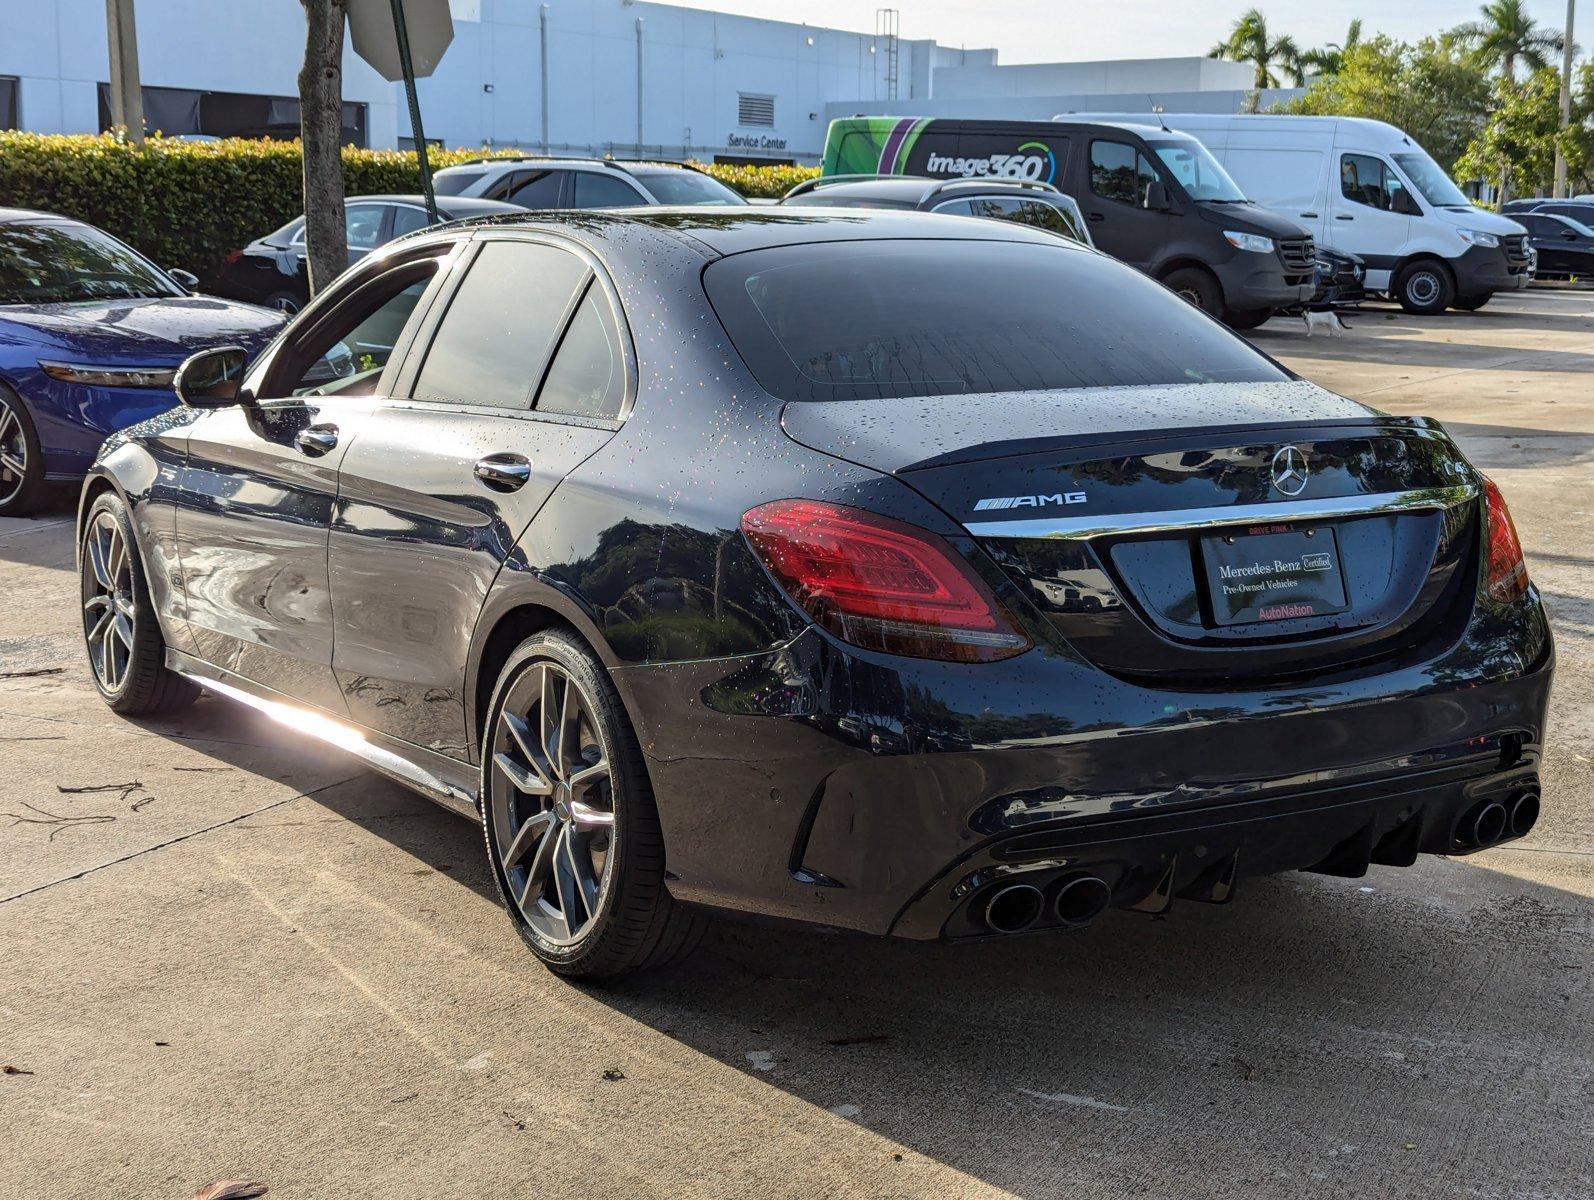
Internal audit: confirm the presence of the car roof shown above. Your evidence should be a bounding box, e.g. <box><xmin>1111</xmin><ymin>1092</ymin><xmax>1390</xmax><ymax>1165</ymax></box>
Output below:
<box><xmin>434</xmin><ymin>157</ymin><xmax>702</xmax><ymax>176</ymax></box>
<box><xmin>0</xmin><ymin>207</ymin><xmax>75</xmax><ymax>225</ymax></box>
<box><xmin>417</xmin><ymin>205</ymin><xmax>1079</xmax><ymax>258</ymax></box>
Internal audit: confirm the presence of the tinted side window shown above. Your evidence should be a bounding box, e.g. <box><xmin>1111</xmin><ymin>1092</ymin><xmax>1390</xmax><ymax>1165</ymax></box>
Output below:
<box><xmin>1090</xmin><ymin>141</ymin><xmax>1157</xmax><ymax>207</ymax></box>
<box><xmin>1340</xmin><ymin>154</ymin><xmax>1408</xmax><ymax>212</ymax></box>
<box><xmin>411</xmin><ymin>241</ymin><xmax>588</xmax><ymax>410</ymax></box>
<box><xmin>269</xmin><ymin>262</ymin><xmax>441</xmax><ymax>399</ymax></box>
<box><xmin>390</xmin><ymin>206</ymin><xmax>431</xmax><ymax>237</ymax></box>
<box><xmin>503</xmin><ymin>169</ymin><xmax>566</xmax><ymax>208</ymax></box>
<box><xmin>536</xmin><ymin>285</ymin><xmax>626</xmax><ymax>419</ymax></box>
<box><xmin>572</xmin><ymin>172</ymin><xmax>645</xmax><ymax>208</ymax></box>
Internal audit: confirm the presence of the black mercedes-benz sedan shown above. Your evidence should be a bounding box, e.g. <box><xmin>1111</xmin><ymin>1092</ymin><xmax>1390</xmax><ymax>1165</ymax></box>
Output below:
<box><xmin>77</xmin><ymin>208</ymin><xmax>1553</xmax><ymax>980</ymax></box>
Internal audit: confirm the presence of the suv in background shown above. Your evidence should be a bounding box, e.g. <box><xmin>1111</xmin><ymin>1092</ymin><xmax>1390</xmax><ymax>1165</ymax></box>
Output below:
<box><xmin>780</xmin><ymin>175</ymin><xmax>1093</xmax><ymax>246</ymax></box>
<box><xmin>431</xmin><ymin>157</ymin><xmax>747</xmax><ymax>209</ymax></box>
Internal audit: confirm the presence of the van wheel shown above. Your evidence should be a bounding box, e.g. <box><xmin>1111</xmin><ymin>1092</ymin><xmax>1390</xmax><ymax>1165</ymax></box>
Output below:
<box><xmin>1225</xmin><ymin>307</ymin><xmax>1272</xmax><ymax>330</ymax></box>
<box><xmin>1394</xmin><ymin>260</ymin><xmax>1455</xmax><ymax>315</ymax></box>
<box><xmin>1163</xmin><ymin>267</ymin><xmax>1224</xmax><ymax>319</ymax></box>
<box><xmin>1453</xmin><ymin>294</ymin><xmax>1491</xmax><ymax>311</ymax></box>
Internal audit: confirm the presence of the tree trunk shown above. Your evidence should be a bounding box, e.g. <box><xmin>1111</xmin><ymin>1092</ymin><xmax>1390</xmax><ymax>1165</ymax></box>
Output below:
<box><xmin>299</xmin><ymin>0</ymin><xmax>348</xmax><ymax>298</ymax></box>
<box><xmin>1497</xmin><ymin>51</ymin><xmax>1516</xmax><ymax>207</ymax></box>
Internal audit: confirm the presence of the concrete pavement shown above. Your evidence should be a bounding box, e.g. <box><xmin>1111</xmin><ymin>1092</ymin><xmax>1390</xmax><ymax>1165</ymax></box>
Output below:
<box><xmin>1</xmin><ymin>291</ymin><xmax>1589</xmax><ymax>1199</ymax></box>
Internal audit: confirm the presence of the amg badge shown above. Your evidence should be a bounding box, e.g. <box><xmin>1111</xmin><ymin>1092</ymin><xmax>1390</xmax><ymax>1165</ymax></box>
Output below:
<box><xmin>972</xmin><ymin>491</ymin><xmax>1087</xmax><ymax>512</ymax></box>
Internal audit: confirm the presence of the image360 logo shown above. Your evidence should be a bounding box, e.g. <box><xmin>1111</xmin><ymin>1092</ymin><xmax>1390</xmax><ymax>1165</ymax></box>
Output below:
<box><xmin>924</xmin><ymin>140</ymin><xmax>1057</xmax><ymax>183</ymax></box>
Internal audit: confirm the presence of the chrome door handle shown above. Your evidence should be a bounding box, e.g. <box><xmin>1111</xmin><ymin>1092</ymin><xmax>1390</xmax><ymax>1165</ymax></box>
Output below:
<box><xmin>474</xmin><ymin>453</ymin><xmax>532</xmax><ymax>492</ymax></box>
<box><xmin>295</xmin><ymin>424</ymin><xmax>338</xmax><ymax>455</ymax></box>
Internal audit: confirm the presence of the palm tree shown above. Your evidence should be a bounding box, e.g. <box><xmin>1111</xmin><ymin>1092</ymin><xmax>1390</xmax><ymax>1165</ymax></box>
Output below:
<box><xmin>1456</xmin><ymin>0</ymin><xmax>1565</xmax><ymax>204</ymax></box>
<box><xmin>1209</xmin><ymin>9</ymin><xmax>1304</xmax><ymax>90</ymax></box>
<box><xmin>1299</xmin><ymin>18</ymin><xmax>1363</xmax><ymax>80</ymax></box>
<box><xmin>1457</xmin><ymin>0</ymin><xmax>1562</xmax><ymax>82</ymax></box>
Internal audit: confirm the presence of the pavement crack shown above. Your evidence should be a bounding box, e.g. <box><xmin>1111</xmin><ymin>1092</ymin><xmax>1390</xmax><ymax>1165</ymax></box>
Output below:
<box><xmin>0</xmin><ymin>774</ymin><xmax>365</xmax><ymax>905</ymax></box>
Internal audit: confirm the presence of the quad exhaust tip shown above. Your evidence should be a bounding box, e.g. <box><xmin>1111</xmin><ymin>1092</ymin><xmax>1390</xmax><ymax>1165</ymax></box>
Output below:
<box><xmin>982</xmin><ymin>883</ymin><xmax>1045</xmax><ymax>934</ymax></box>
<box><xmin>1469</xmin><ymin>802</ymin><xmax>1509</xmax><ymax>849</ymax></box>
<box><xmin>1509</xmin><ymin>789</ymin><xmax>1540</xmax><ymax>839</ymax></box>
<box><xmin>1051</xmin><ymin>875</ymin><xmax>1113</xmax><ymax>927</ymax></box>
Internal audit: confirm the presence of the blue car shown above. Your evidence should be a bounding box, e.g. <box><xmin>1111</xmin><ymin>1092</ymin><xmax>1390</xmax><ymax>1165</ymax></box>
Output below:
<box><xmin>0</xmin><ymin>208</ymin><xmax>285</xmax><ymax>515</ymax></box>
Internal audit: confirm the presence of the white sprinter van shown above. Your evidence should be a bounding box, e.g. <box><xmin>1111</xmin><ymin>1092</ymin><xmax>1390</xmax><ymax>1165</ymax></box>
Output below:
<box><xmin>1071</xmin><ymin>114</ymin><xmax>1533</xmax><ymax>314</ymax></box>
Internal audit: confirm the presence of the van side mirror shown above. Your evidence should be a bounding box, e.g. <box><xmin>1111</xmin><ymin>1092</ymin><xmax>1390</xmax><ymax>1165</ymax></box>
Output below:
<box><xmin>1392</xmin><ymin>189</ymin><xmax>1421</xmax><ymax>216</ymax></box>
<box><xmin>1144</xmin><ymin>180</ymin><xmax>1169</xmax><ymax>211</ymax></box>
<box><xmin>174</xmin><ymin>346</ymin><xmax>248</xmax><ymax>409</ymax></box>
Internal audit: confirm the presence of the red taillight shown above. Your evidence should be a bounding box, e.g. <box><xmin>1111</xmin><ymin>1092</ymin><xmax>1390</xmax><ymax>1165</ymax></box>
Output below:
<box><xmin>225</xmin><ymin>249</ymin><xmax>244</xmax><ymax>264</ymax></box>
<box><xmin>1482</xmin><ymin>476</ymin><xmax>1529</xmax><ymax>603</ymax></box>
<box><xmin>741</xmin><ymin>499</ymin><xmax>1031</xmax><ymax>663</ymax></box>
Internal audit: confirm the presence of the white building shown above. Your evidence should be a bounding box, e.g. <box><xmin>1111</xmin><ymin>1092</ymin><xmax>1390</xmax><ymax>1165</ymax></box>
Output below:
<box><xmin>0</xmin><ymin>0</ymin><xmax>1289</xmax><ymax>164</ymax></box>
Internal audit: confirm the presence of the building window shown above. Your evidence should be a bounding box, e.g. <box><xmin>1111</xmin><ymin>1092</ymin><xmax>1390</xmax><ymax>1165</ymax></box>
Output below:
<box><xmin>737</xmin><ymin>93</ymin><xmax>775</xmax><ymax>128</ymax></box>
<box><xmin>0</xmin><ymin>77</ymin><xmax>18</xmax><ymax>131</ymax></box>
<box><xmin>96</xmin><ymin>84</ymin><xmax>367</xmax><ymax>146</ymax></box>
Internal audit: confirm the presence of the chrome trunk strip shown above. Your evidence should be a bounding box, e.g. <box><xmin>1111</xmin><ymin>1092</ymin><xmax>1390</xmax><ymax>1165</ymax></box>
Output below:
<box><xmin>965</xmin><ymin>485</ymin><xmax>1476</xmax><ymax>541</ymax></box>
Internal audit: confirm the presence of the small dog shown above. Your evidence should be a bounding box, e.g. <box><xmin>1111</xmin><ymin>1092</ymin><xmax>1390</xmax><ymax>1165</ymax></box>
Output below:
<box><xmin>1302</xmin><ymin>309</ymin><xmax>1349</xmax><ymax>337</ymax></box>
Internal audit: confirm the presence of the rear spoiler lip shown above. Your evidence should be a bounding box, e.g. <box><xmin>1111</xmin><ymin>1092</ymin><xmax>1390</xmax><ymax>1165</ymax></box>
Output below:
<box><xmin>895</xmin><ymin>414</ymin><xmax>1451</xmax><ymax>475</ymax></box>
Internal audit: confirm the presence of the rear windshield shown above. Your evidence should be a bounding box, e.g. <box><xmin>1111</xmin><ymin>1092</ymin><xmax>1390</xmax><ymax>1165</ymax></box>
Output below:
<box><xmin>633</xmin><ymin>170</ymin><xmax>746</xmax><ymax>206</ymax></box>
<box><xmin>704</xmin><ymin>239</ymin><xmax>1286</xmax><ymax>402</ymax></box>
<box><xmin>433</xmin><ymin>169</ymin><xmax>486</xmax><ymax>196</ymax></box>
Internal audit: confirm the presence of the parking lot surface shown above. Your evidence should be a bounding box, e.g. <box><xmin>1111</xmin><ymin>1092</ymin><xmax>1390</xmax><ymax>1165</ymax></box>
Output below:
<box><xmin>1</xmin><ymin>292</ymin><xmax>1591</xmax><ymax>1199</ymax></box>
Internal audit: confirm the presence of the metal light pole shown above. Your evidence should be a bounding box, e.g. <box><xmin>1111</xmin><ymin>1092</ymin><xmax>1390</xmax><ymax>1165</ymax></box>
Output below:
<box><xmin>105</xmin><ymin>0</ymin><xmax>145</xmax><ymax>144</ymax></box>
<box><xmin>1554</xmin><ymin>0</ymin><xmax>1576</xmax><ymax>198</ymax></box>
<box><xmin>388</xmin><ymin>0</ymin><xmax>438</xmax><ymax>223</ymax></box>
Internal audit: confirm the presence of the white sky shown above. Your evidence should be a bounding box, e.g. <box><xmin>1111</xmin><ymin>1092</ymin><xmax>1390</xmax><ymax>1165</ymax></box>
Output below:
<box><xmin>668</xmin><ymin>2</ymin><xmax>1577</xmax><ymax>65</ymax></box>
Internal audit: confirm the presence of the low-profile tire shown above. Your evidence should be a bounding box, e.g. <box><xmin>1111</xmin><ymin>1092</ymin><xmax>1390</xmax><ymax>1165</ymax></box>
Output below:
<box><xmin>1453</xmin><ymin>294</ymin><xmax>1492</xmax><ymax>311</ymax></box>
<box><xmin>0</xmin><ymin>386</ymin><xmax>48</xmax><ymax>518</ymax></box>
<box><xmin>79</xmin><ymin>491</ymin><xmax>200</xmax><ymax>715</ymax></box>
<box><xmin>1225</xmin><ymin>306</ymin><xmax>1272</xmax><ymax>330</ymax></box>
<box><xmin>1394</xmin><ymin>259</ymin><xmax>1455</xmax><ymax>315</ymax></box>
<box><xmin>480</xmin><ymin>629</ymin><xmax>705</xmax><ymax>981</ymax></box>
<box><xmin>1163</xmin><ymin>266</ymin><xmax>1225</xmax><ymax>319</ymax></box>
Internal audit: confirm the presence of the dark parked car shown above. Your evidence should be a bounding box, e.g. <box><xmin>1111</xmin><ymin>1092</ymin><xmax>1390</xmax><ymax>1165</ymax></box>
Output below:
<box><xmin>1500</xmin><ymin>198</ymin><xmax>1594</xmax><ymax>221</ymax></box>
<box><xmin>1512</xmin><ymin>211</ymin><xmax>1594</xmax><ymax>280</ymax></box>
<box><xmin>1282</xmin><ymin>245</ymin><xmax>1366</xmax><ymax>315</ymax></box>
<box><xmin>0</xmin><ymin>207</ymin><xmax>284</xmax><ymax>516</ymax></box>
<box><xmin>780</xmin><ymin>175</ymin><xmax>1092</xmax><ymax>245</ymax></box>
<box><xmin>79</xmin><ymin>209</ymin><xmax>1552</xmax><ymax>980</ymax></box>
<box><xmin>213</xmin><ymin>194</ymin><xmax>520</xmax><ymax>313</ymax></box>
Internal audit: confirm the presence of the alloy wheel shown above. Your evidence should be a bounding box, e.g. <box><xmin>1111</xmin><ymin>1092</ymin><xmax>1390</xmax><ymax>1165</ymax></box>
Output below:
<box><xmin>0</xmin><ymin>395</ymin><xmax>28</xmax><ymax>508</ymax></box>
<box><xmin>81</xmin><ymin>512</ymin><xmax>136</xmax><ymax>693</ymax></box>
<box><xmin>488</xmin><ymin>661</ymin><xmax>617</xmax><ymax>947</ymax></box>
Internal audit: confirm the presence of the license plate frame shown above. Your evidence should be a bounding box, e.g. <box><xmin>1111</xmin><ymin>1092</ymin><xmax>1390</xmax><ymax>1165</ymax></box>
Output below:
<box><xmin>1200</xmin><ymin>523</ymin><xmax>1350</xmax><ymax>627</ymax></box>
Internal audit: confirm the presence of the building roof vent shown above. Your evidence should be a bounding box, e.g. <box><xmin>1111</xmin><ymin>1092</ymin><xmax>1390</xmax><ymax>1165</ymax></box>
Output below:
<box><xmin>738</xmin><ymin>93</ymin><xmax>775</xmax><ymax>127</ymax></box>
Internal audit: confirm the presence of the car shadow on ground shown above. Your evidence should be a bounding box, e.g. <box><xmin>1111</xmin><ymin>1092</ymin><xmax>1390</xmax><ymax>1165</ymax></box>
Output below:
<box><xmin>282</xmin><ymin>754</ymin><xmax>1594</xmax><ymax>1198</ymax></box>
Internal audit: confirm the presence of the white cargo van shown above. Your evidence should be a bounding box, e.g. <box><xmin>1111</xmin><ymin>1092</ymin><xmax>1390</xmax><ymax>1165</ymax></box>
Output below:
<box><xmin>1067</xmin><ymin>114</ymin><xmax>1532</xmax><ymax>314</ymax></box>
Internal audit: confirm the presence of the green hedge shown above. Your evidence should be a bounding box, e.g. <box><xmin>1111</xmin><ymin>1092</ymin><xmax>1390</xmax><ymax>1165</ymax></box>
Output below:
<box><xmin>0</xmin><ymin>132</ymin><xmax>820</xmax><ymax>285</ymax></box>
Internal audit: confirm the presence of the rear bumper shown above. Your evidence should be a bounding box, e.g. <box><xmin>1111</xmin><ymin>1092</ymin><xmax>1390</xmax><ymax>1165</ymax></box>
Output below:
<box><xmin>615</xmin><ymin>592</ymin><xmax>1554</xmax><ymax>939</ymax></box>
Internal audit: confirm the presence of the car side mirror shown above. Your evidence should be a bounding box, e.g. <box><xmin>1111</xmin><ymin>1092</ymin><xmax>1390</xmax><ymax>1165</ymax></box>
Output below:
<box><xmin>1392</xmin><ymin>189</ymin><xmax>1421</xmax><ymax>216</ymax></box>
<box><xmin>1562</xmin><ymin>229</ymin><xmax>1579</xmax><ymax>240</ymax></box>
<box><xmin>1144</xmin><ymin>180</ymin><xmax>1169</xmax><ymax>211</ymax></box>
<box><xmin>174</xmin><ymin>346</ymin><xmax>248</xmax><ymax>409</ymax></box>
<box><xmin>168</xmin><ymin>268</ymin><xmax>199</xmax><ymax>291</ymax></box>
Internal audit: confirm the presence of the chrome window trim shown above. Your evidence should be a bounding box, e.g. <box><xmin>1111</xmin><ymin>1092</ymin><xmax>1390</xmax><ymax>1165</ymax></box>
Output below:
<box><xmin>964</xmin><ymin>485</ymin><xmax>1476</xmax><ymax>540</ymax></box>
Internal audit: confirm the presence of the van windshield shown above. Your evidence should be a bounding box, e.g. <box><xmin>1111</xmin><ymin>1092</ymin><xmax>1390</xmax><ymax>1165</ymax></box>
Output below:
<box><xmin>705</xmin><ymin>239</ymin><xmax>1286</xmax><ymax>402</ymax></box>
<box><xmin>1391</xmin><ymin>152</ymin><xmax>1471</xmax><ymax>208</ymax></box>
<box><xmin>1149</xmin><ymin>140</ymin><xmax>1247</xmax><ymax>202</ymax></box>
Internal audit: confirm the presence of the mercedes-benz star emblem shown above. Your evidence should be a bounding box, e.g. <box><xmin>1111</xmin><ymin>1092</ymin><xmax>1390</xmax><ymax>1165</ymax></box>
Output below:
<box><xmin>1271</xmin><ymin>445</ymin><xmax>1309</xmax><ymax>496</ymax></box>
